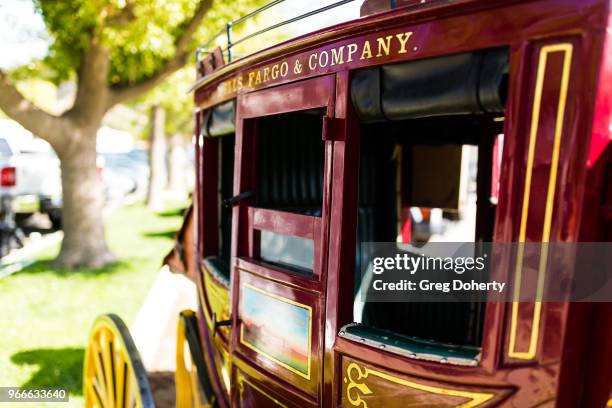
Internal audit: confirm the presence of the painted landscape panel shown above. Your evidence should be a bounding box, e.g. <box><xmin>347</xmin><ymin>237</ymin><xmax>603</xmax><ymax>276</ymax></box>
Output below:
<box><xmin>240</xmin><ymin>284</ymin><xmax>311</xmax><ymax>378</ymax></box>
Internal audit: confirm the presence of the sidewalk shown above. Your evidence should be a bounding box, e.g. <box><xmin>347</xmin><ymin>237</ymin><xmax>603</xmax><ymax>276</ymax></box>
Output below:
<box><xmin>130</xmin><ymin>266</ymin><xmax>197</xmax><ymax>407</ymax></box>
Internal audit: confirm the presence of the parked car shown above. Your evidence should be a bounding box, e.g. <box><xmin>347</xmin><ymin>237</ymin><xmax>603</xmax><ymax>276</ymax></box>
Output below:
<box><xmin>0</xmin><ymin>132</ymin><xmax>62</xmax><ymax>229</ymax></box>
<box><xmin>100</xmin><ymin>151</ymin><xmax>149</xmax><ymax>194</ymax></box>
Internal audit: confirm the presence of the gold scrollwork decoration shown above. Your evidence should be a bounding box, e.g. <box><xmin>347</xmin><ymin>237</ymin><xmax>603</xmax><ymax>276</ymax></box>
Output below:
<box><xmin>343</xmin><ymin>362</ymin><xmax>494</xmax><ymax>408</ymax></box>
<box><xmin>344</xmin><ymin>363</ymin><xmax>373</xmax><ymax>407</ymax></box>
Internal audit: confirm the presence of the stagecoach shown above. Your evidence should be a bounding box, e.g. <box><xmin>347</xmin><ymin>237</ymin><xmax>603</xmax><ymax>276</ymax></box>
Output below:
<box><xmin>83</xmin><ymin>0</ymin><xmax>612</xmax><ymax>406</ymax></box>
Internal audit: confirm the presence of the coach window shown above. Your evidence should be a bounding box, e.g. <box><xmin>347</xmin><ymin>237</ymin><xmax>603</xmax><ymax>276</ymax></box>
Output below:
<box><xmin>200</xmin><ymin>100</ymin><xmax>236</xmax><ymax>282</ymax></box>
<box><xmin>252</xmin><ymin>110</ymin><xmax>325</xmax><ymax>275</ymax></box>
<box><xmin>349</xmin><ymin>48</ymin><xmax>508</xmax><ymax>353</ymax></box>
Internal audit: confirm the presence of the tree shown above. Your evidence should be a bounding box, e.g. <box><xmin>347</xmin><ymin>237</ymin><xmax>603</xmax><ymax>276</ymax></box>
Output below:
<box><xmin>0</xmin><ymin>0</ymin><xmax>259</xmax><ymax>267</ymax></box>
<box><xmin>146</xmin><ymin>104</ymin><xmax>166</xmax><ymax>211</ymax></box>
<box><xmin>141</xmin><ymin>68</ymin><xmax>194</xmax><ymax>198</ymax></box>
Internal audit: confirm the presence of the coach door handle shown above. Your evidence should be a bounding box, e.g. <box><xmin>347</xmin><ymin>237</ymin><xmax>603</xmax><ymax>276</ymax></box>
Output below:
<box><xmin>222</xmin><ymin>191</ymin><xmax>254</xmax><ymax>207</ymax></box>
<box><xmin>212</xmin><ymin>313</ymin><xmax>232</xmax><ymax>337</ymax></box>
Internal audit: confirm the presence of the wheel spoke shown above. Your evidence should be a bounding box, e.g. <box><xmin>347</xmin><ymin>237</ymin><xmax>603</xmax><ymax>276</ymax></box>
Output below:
<box><xmin>91</xmin><ymin>340</ymin><xmax>108</xmax><ymax>405</ymax></box>
<box><xmin>128</xmin><ymin>375</ymin><xmax>137</xmax><ymax>408</ymax></box>
<box><xmin>109</xmin><ymin>339</ymin><xmax>117</xmax><ymax>407</ymax></box>
<box><xmin>101</xmin><ymin>330</ymin><xmax>116</xmax><ymax>408</ymax></box>
<box><xmin>92</xmin><ymin>376</ymin><xmax>107</xmax><ymax>407</ymax></box>
<box><xmin>91</xmin><ymin>339</ymin><xmax>106</xmax><ymax>384</ymax></box>
<box><xmin>115</xmin><ymin>353</ymin><xmax>126</xmax><ymax>408</ymax></box>
<box><xmin>124</xmin><ymin>368</ymin><xmax>133</xmax><ymax>408</ymax></box>
<box><xmin>87</xmin><ymin>376</ymin><xmax>104</xmax><ymax>408</ymax></box>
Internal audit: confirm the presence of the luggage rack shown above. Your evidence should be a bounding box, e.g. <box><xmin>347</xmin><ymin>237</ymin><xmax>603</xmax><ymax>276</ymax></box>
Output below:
<box><xmin>196</xmin><ymin>0</ymin><xmax>357</xmax><ymax>64</ymax></box>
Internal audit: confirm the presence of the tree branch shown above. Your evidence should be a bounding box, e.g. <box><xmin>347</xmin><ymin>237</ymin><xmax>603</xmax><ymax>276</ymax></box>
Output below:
<box><xmin>0</xmin><ymin>70</ymin><xmax>66</xmax><ymax>146</ymax></box>
<box><xmin>108</xmin><ymin>0</ymin><xmax>213</xmax><ymax>105</ymax></box>
<box><xmin>68</xmin><ymin>34</ymin><xmax>112</xmax><ymax>123</ymax></box>
<box><xmin>106</xmin><ymin>0</ymin><xmax>137</xmax><ymax>26</ymax></box>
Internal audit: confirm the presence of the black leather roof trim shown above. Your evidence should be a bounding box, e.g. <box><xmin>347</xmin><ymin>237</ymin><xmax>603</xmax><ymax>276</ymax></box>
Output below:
<box><xmin>478</xmin><ymin>48</ymin><xmax>508</xmax><ymax>113</ymax></box>
<box><xmin>203</xmin><ymin>99</ymin><xmax>236</xmax><ymax>137</ymax></box>
<box><xmin>351</xmin><ymin>66</ymin><xmax>384</xmax><ymax>122</ymax></box>
<box><xmin>351</xmin><ymin>47</ymin><xmax>508</xmax><ymax>123</ymax></box>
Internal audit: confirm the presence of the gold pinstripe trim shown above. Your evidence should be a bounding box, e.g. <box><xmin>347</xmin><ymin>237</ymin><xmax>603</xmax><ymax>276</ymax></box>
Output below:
<box><xmin>508</xmin><ymin>43</ymin><xmax>573</xmax><ymax>360</ymax></box>
<box><xmin>237</xmin><ymin>372</ymin><xmax>288</xmax><ymax>407</ymax></box>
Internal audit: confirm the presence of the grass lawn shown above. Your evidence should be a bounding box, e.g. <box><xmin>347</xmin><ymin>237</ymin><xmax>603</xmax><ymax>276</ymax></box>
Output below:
<box><xmin>0</xmin><ymin>202</ymin><xmax>186</xmax><ymax>407</ymax></box>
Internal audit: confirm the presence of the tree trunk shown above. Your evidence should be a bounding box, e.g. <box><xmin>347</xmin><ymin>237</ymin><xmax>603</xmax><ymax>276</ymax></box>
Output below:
<box><xmin>54</xmin><ymin>127</ymin><xmax>116</xmax><ymax>268</ymax></box>
<box><xmin>147</xmin><ymin>105</ymin><xmax>166</xmax><ymax>211</ymax></box>
<box><xmin>167</xmin><ymin>133</ymin><xmax>186</xmax><ymax>195</ymax></box>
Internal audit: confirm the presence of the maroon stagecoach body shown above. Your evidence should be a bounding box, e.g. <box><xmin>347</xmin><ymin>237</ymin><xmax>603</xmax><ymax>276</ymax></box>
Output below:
<box><xmin>186</xmin><ymin>0</ymin><xmax>612</xmax><ymax>406</ymax></box>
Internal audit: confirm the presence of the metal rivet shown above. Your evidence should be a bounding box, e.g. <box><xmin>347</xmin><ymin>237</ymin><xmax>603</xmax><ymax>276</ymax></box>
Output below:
<box><xmin>409</xmin><ymin>353</ymin><xmax>417</xmax><ymax>358</ymax></box>
<box><xmin>339</xmin><ymin>331</ymin><xmax>345</xmax><ymax>336</ymax></box>
<box><xmin>360</xmin><ymin>338</ymin><xmax>366</xmax><ymax>342</ymax></box>
<box><xmin>378</xmin><ymin>344</ymin><xmax>386</xmax><ymax>349</ymax></box>
<box><xmin>440</xmin><ymin>358</ymin><xmax>448</xmax><ymax>364</ymax></box>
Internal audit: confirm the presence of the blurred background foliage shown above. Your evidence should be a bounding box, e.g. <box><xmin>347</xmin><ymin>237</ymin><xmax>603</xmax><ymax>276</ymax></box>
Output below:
<box><xmin>20</xmin><ymin>0</ymin><xmax>262</xmax><ymax>85</ymax></box>
<box><xmin>3</xmin><ymin>0</ymin><xmax>357</xmax><ymax>142</ymax></box>
<box><xmin>7</xmin><ymin>0</ymin><xmax>269</xmax><ymax>141</ymax></box>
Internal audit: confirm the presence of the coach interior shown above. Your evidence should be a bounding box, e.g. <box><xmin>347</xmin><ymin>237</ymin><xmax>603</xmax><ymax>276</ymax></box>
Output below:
<box><xmin>351</xmin><ymin>48</ymin><xmax>508</xmax><ymax>349</ymax></box>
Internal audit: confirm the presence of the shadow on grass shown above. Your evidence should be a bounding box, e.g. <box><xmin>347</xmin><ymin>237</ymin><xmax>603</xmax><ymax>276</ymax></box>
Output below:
<box><xmin>142</xmin><ymin>230</ymin><xmax>178</xmax><ymax>240</ymax></box>
<box><xmin>11</xmin><ymin>347</ymin><xmax>84</xmax><ymax>396</ymax></box>
<box><xmin>155</xmin><ymin>208</ymin><xmax>187</xmax><ymax>218</ymax></box>
<box><xmin>17</xmin><ymin>259</ymin><xmax>133</xmax><ymax>278</ymax></box>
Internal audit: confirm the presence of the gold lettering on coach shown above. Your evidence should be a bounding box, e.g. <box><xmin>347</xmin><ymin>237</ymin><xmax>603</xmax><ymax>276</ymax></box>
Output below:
<box><xmin>331</xmin><ymin>46</ymin><xmax>345</xmax><ymax>66</ymax></box>
<box><xmin>395</xmin><ymin>32</ymin><xmax>413</xmax><ymax>54</ymax></box>
<box><xmin>307</xmin><ymin>31</ymin><xmax>415</xmax><ymax>67</ymax></box>
<box><xmin>347</xmin><ymin>43</ymin><xmax>358</xmax><ymax>62</ymax></box>
<box><xmin>360</xmin><ymin>41</ymin><xmax>373</xmax><ymax>60</ymax></box>
<box><xmin>217</xmin><ymin>31</ymin><xmax>415</xmax><ymax>98</ymax></box>
<box><xmin>376</xmin><ymin>35</ymin><xmax>393</xmax><ymax>57</ymax></box>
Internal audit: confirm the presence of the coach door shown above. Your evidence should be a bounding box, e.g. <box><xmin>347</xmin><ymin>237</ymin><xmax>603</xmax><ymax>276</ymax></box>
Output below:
<box><xmin>229</xmin><ymin>75</ymin><xmax>340</xmax><ymax>407</ymax></box>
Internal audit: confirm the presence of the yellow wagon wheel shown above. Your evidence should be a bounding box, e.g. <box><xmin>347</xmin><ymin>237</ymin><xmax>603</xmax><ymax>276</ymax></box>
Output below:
<box><xmin>84</xmin><ymin>314</ymin><xmax>155</xmax><ymax>408</ymax></box>
<box><xmin>176</xmin><ymin>310</ymin><xmax>214</xmax><ymax>408</ymax></box>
